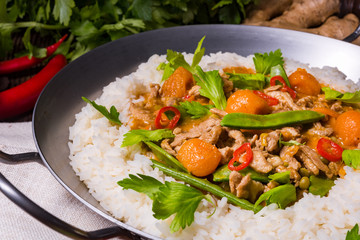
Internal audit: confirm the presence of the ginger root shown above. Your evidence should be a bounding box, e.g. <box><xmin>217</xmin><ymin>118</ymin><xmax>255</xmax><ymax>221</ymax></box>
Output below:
<box><xmin>244</xmin><ymin>0</ymin><xmax>293</xmax><ymax>23</ymax></box>
<box><xmin>245</xmin><ymin>0</ymin><xmax>360</xmax><ymax>45</ymax></box>
<box><xmin>305</xmin><ymin>13</ymin><xmax>359</xmax><ymax>40</ymax></box>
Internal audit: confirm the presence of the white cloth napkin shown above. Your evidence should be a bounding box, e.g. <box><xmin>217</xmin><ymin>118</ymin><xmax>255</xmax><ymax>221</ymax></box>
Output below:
<box><xmin>0</xmin><ymin>122</ymin><xmax>126</xmax><ymax>239</ymax></box>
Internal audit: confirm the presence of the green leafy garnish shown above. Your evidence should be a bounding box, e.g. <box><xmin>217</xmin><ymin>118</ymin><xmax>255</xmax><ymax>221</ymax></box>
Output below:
<box><xmin>309</xmin><ymin>175</ymin><xmax>335</xmax><ymax>197</ymax></box>
<box><xmin>177</xmin><ymin>101</ymin><xmax>214</xmax><ymax>119</ymax></box>
<box><xmin>254</xmin><ymin>184</ymin><xmax>296</xmax><ymax>209</ymax></box>
<box><xmin>268</xmin><ymin>171</ymin><xmax>290</xmax><ymax>184</ymax></box>
<box><xmin>82</xmin><ymin>96</ymin><xmax>122</xmax><ymax>125</ymax></box>
<box><xmin>191</xmin><ymin>36</ymin><xmax>206</xmax><ymax>68</ymax></box>
<box><xmin>226</xmin><ymin>72</ymin><xmax>267</xmax><ymax>90</ymax></box>
<box><xmin>253</xmin><ymin>49</ymin><xmax>284</xmax><ymax>75</ymax></box>
<box><xmin>322</xmin><ymin>87</ymin><xmax>360</xmax><ymax>103</ymax></box>
<box><xmin>342</xmin><ymin>149</ymin><xmax>360</xmax><ymax>170</ymax></box>
<box><xmin>194</xmin><ymin>66</ymin><xmax>227</xmax><ymax>110</ymax></box>
<box><xmin>118</xmin><ymin>173</ymin><xmax>210</xmax><ymax>233</ymax></box>
<box><xmin>117</xmin><ymin>174</ymin><xmax>163</xmax><ymax>200</ymax></box>
<box><xmin>158</xmin><ymin>36</ymin><xmax>205</xmax><ymax>80</ymax></box>
<box><xmin>346</xmin><ymin>224</ymin><xmax>360</xmax><ymax>240</ymax></box>
<box><xmin>121</xmin><ymin>129</ymin><xmax>174</xmax><ymax>147</ymax></box>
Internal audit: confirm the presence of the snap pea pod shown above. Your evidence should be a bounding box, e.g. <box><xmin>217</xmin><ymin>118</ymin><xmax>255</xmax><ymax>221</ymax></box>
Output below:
<box><xmin>212</xmin><ymin>164</ymin><xmax>269</xmax><ymax>183</ymax></box>
<box><xmin>144</xmin><ymin>141</ymin><xmax>188</xmax><ymax>172</ymax></box>
<box><xmin>151</xmin><ymin>160</ymin><xmax>262</xmax><ymax>212</ymax></box>
<box><xmin>221</xmin><ymin>110</ymin><xmax>324</xmax><ymax>129</ymax></box>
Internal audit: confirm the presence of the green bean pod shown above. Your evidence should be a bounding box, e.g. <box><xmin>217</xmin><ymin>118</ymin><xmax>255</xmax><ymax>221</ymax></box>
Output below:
<box><xmin>144</xmin><ymin>141</ymin><xmax>188</xmax><ymax>172</ymax></box>
<box><xmin>151</xmin><ymin>160</ymin><xmax>262</xmax><ymax>212</ymax></box>
<box><xmin>212</xmin><ymin>164</ymin><xmax>269</xmax><ymax>183</ymax></box>
<box><xmin>221</xmin><ymin>110</ymin><xmax>324</xmax><ymax>129</ymax></box>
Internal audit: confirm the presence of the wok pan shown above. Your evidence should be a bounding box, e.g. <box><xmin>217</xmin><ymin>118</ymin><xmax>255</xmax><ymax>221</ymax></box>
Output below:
<box><xmin>1</xmin><ymin>25</ymin><xmax>360</xmax><ymax>239</ymax></box>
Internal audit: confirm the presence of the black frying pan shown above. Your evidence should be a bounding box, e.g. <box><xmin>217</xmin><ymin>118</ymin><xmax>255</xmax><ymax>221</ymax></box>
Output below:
<box><xmin>1</xmin><ymin>25</ymin><xmax>360</xmax><ymax>240</ymax></box>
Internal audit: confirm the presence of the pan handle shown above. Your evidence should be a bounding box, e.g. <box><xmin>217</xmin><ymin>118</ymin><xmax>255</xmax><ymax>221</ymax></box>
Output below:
<box><xmin>0</xmin><ymin>150</ymin><xmax>42</xmax><ymax>164</ymax></box>
<box><xmin>0</xmin><ymin>172</ymin><xmax>143</xmax><ymax>240</ymax></box>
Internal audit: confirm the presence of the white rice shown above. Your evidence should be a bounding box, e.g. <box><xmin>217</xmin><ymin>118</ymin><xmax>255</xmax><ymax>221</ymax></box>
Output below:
<box><xmin>68</xmin><ymin>52</ymin><xmax>360</xmax><ymax>239</ymax></box>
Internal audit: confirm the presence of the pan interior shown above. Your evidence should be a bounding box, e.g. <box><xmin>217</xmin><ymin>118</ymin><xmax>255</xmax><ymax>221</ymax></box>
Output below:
<box><xmin>32</xmin><ymin>24</ymin><xmax>360</xmax><ymax>237</ymax></box>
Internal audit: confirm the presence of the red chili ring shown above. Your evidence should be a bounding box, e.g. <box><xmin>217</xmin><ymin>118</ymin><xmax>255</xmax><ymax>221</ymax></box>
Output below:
<box><xmin>155</xmin><ymin>106</ymin><xmax>181</xmax><ymax>129</ymax></box>
<box><xmin>228</xmin><ymin>143</ymin><xmax>253</xmax><ymax>171</ymax></box>
<box><xmin>316</xmin><ymin>137</ymin><xmax>343</xmax><ymax>162</ymax></box>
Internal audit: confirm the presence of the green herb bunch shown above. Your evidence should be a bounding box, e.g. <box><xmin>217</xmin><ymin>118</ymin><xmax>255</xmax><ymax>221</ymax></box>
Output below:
<box><xmin>0</xmin><ymin>0</ymin><xmax>257</xmax><ymax>61</ymax></box>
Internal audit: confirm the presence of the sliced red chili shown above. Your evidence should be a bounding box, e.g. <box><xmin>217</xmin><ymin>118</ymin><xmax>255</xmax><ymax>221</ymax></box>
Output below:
<box><xmin>270</xmin><ymin>76</ymin><xmax>297</xmax><ymax>99</ymax></box>
<box><xmin>155</xmin><ymin>106</ymin><xmax>181</xmax><ymax>129</ymax></box>
<box><xmin>253</xmin><ymin>90</ymin><xmax>279</xmax><ymax>106</ymax></box>
<box><xmin>316</xmin><ymin>137</ymin><xmax>343</xmax><ymax>162</ymax></box>
<box><xmin>228</xmin><ymin>143</ymin><xmax>253</xmax><ymax>171</ymax></box>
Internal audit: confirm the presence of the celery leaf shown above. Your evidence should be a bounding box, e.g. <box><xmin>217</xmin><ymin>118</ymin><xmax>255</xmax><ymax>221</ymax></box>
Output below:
<box><xmin>121</xmin><ymin>129</ymin><xmax>174</xmax><ymax>147</ymax></box>
<box><xmin>82</xmin><ymin>97</ymin><xmax>122</xmax><ymax>125</ymax></box>
<box><xmin>194</xmin><ymin>66</ymin><xmax>227</xmax><ymax>110</ymax></box>
<box><xmin>346</xmin><ymin>224</ymin><xmax>360</xmax><ymax>240</ymax></box>
<box><xmin>118</xmin><ymin>173</ymin><xmax>206</xmax><ymax>233</ymax></box>
<box><xmin>177</xmin><ymin>101</ymin><xmax>214</xmax><ymax>119</ymax></box>
<box><xmin>322</xmin><ymin>87</ymin><xmax>360</xmax><ymax>103</ymax></box>
<box><xmin>254</xmin><ymin>184</ymin><xmax>296</xmax><ymax>209</ymax></box>
<box><xmin>253</xmin><ymin>49</ymin><xmax>284</xmax><ymax>75</ymax></box>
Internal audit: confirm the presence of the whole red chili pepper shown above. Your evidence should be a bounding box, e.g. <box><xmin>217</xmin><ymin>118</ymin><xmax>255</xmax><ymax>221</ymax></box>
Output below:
<box><xmin>0</xmin><ymin>34</ymin><xmax>68</xmax><ymax>75</ymax></box>
<box><xmin>0</xmin><ymin>55</ymin><xmax>67</xmax><ymax>120</ymax></box>
<box><xmin>270</xmin><ymin>76</ymin><xmax>297</xmax><ymax>99</ymax></box>
<box><xmin>155</xmin><ymin>106</ymin><xmax>181</xmax><ymax>129</ymax></box>
<box><xmin>228</xmin><ymin>143</ymin><xmax>253</xmax><ymax>171</ymax></box>
<box><xmin>253</xmin><ymin>90</ymin><xmax>279</xmax><ymax>106</ymax></box>
<box><xmin>316</xmin><ymin>137</ymin><xmax>343</xmax><ymax>162</ymax></box>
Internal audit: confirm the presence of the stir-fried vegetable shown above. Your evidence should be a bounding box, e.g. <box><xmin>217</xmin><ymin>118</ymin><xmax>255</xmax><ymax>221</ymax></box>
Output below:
<box><xmin>221</xmin><ymin>110</ymin><xmax>324</xmax><ymax>129</ymax></box>
<box><xmin>270</xmin><ymin>75</ymin><xmax>296</xmax><ymax>99</ymax></box>
<box><xmin>228</xmin><ymin>143</ymin><xmax>253</xmax><ymax>171</ymax></box>
<box><xmin>155</xmin><ymin>106</ymin><xmax>181</xmax><ymax>129</ymax></box>
<box><xmin>316</xmin><ymin>138</ymin><xmax>343</xmax><ymax>162</ymax></box>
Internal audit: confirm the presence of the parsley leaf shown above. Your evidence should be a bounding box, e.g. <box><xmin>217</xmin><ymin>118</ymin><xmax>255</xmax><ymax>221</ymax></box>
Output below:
<box><xmin>82</xmin><ymin>97</ymin><xmax>122</xmax><ymax>125</ymax></box>
<box><xmin>118</xmin><ymin>173</ymin><xmax>206</xmax><ymax>233</ymax></box>
<box><xmin>177</xmin><ymin>101</ymin><xmax>214</xmax><ymax>119</ymax></box>
<box><xmin>309</xmin><ymin>175</ymin><xmax>334</xmax><ymax>197</ymax></box>
<box><xmin>322</xmin><ymin>87</ymin><xmax>360</xmax><ymax>103</ymax></box>
<box><xmin>158</xmin><ymin>36</ymin><xmax>205</xmax><ymax>81</ymax></box>
<box><xmin>346</xmin><ymin>224</ymin><xmax>360</xmax><ymax>240</ymax></box>
<box><xmin>118</xmin><ymin>174</ymin><xmax>163</xmax><ymax>200</ymax></box>
<box><xmin>52</xmin><ymin>0</ymin><xmax>75</xmax><ymax>26</ymax></box>
<box><xmin>226</xmin><ymin>72</ymin><xmax>267</xmax><ymax>90</ymax></box>
<box><xmin>343</xmin><ymin>149</ymin><xmax>360</xmax><ymax>169</ymax></box>
<box><xmin>268</xmin><ymin>171</ymin><xmax>290</xmax><ymax>184</ymax></box>
<box><xmin>191</xmin><ymin>36</ymin><xmax>206</xmax><ymax>68</ymax></box>
<box><xmin>121</xmin><ymin>129</ymin><xmax>174</xmax><ymax>147</ymax></box>
<box><xmin>253</xmin><ymin>49</ymin><xmax>284</xmax><ymax>75</ymax></box>
<box><xmin>194</xmin><ymin>66</ymin><xmax>227</xmax><ymax>110</ymax></box>
<box><xmin>254</xmin><ymin>184</ymin><xmax>296</xmax><ymax>209</ymax></box>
